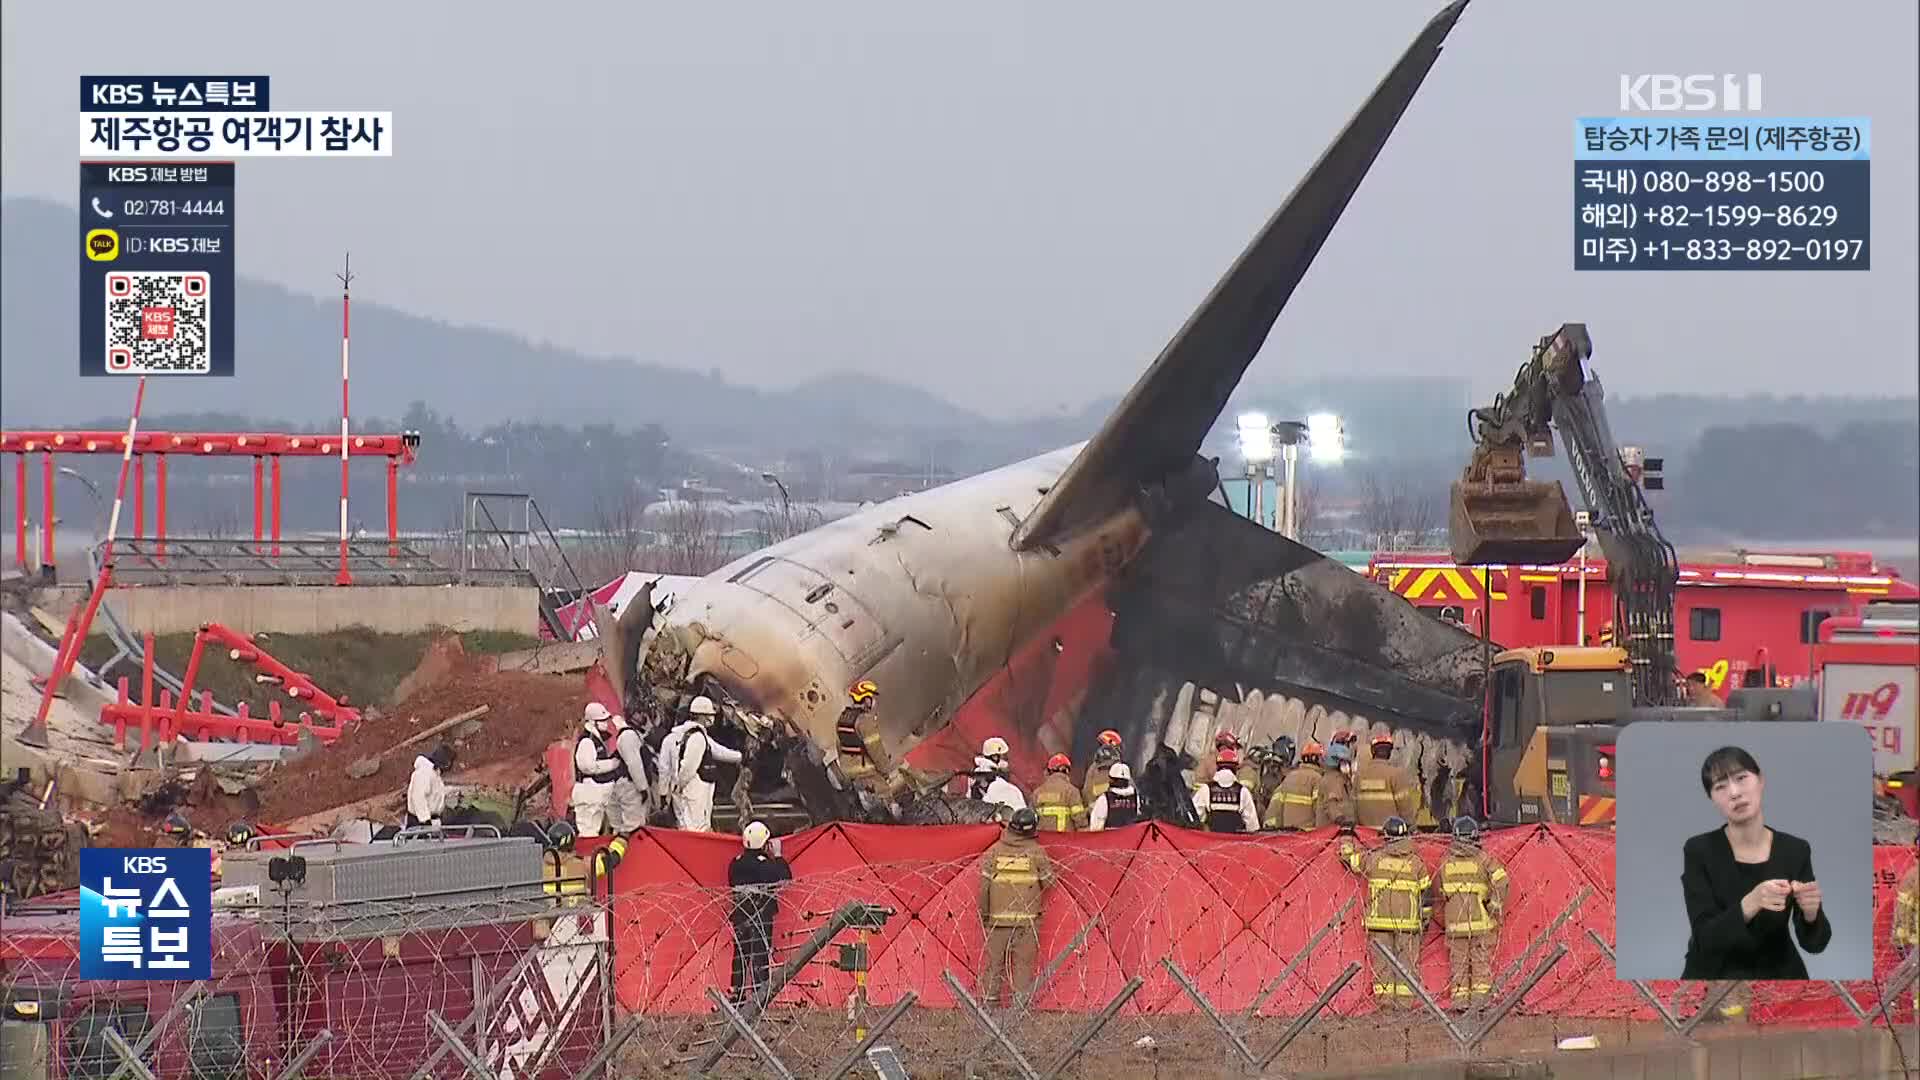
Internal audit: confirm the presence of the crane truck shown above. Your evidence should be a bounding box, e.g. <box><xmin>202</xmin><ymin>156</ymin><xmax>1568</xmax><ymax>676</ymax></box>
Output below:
<box><xmin>1448</xmin><ymin>324</ymin><xmax>1748</xmax><ymax>826</ymax></box>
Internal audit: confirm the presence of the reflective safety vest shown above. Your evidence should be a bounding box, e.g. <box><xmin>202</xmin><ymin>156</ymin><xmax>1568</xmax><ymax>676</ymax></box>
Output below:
<box><xmin>1342</xmin><ymin>841</ymin><xmax>1431</xmax><ymax>932</ymax></box>
<box><xmin>1437</xmin><ymin>846</ymin><xmax>1509</xmax><ymax>935</ymax></box>
<box><xmin>575</xmin><ymin>734</ymin><xmax>628</xmax><ymax>785</ymax></box>
<box><xmin>1207</xmin><ymin>783</ymin><xmax>1248</xmax><ymax>833</ymax></box>
<box><xmin>1102</xmin><ymin>790</ymin><xmax>1139</xmax><ymax>828</ymax></box>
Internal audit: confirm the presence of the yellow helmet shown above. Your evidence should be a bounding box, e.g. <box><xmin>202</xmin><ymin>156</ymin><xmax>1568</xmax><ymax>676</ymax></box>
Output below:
<box><xmin>848</xmin><ymin>679</ymin><xmax>879</xmax><ymax>705</ymax></box>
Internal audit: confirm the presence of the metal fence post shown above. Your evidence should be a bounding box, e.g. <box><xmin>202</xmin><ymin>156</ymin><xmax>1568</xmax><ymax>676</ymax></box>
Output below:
<box><xmin>425</xmin><ymin>1011</ymin><xmax>498</xmax><ymax>1080</ymax></box>
<box><xmin>1584</xmin><ymin>928</ymin><xmax>1736</xmax><ymax>1042</ymax></box>
<box><xmin>1257</xmin><ymin>962</ymin><xmax>1362</xmax><ymax>1070</ymax></box>
<box><xmin>1039</xmin><ymin>976</ymin><xmax>1146</xmax><ymax>1080</ymax></box>
<box><xmin>269</xmin><ymin>1030</ymin><xmax>334</xmax><ymax>1080</ymax></box>
<box><xmin>104</xmin><ymin>982</ymin><xmax>206</xmax><ymax>1080</ymax></box>
<box><xmin>1460</xmin><ymin>942</ymin><xmax>1568</xmax><ymax>1054</ymax></box>
<box><xmin>1238</xmin><ymin>895</ymin><xmax>1357</xmax><ymax>1028</ymax></box>
<box><xmin>1161</xmin><ymin>958</ymin><xmax>1259</xmax><ymax>1068</ymax></box>
<box><xmin>706</xmin><ymin>987</ymin><xmax>799</xmax><ymax>1080</ymax></box>
<box><xmin>820</xmin><ymin>993</ymin><xmax>919</xmax><ymax>1080</ymax></box>
<box><xmin>566</xmin><ymin>1017</ymin><xmax>642</xmax><ymax>1080</ymax></box>
<box><xmin>942</xmin><ymin>971</ymin><xmax>1042</xmax><ymax>1080</ymax></box>
<box><xmin>1472</xmin><ymin>885</ymin><xmax>1589</xmax><ymax>1023</ymax></box>
<box><xmin>1369</xmin><ymin>939</ymin><xmax>1469</xmax><ymax>1051</ymax></box>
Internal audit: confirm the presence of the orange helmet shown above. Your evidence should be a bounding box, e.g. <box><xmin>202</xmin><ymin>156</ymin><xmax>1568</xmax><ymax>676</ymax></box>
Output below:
<box><xmin>1216</xmin><ymin>747</ymin><xmax>1241</xmax><ymax>767</ymax></box>
<box><xmin>1370</xmin><ymin>733</ymin><xmax>1395</xmax><ymax>749</ymax></box>
<box><xmin>1301</xmin><ymin>741</ymin><xmax>1325</xmax><ymax>761</ymax></box>
<box><xmin>1214</xmin><ymin>730</ymin><xmax>1241</xmax><ymax>749</ymax></box>
<box><xmin>848</xmin><ymin>680</ymin><xmax>878</xmax><ymax>705</ymax></box>
<box><xmin>1046</xmin><ymin>753</ymin><xmax>1072</xmax><ymax>774</ymax></box>
<box><xmin>1096</xmin><ymin>729</ymin><xmax>1122</xmax><ymax>748</ymax></box>
<box><xmin>1331</xmin><ymin>729</ymin><xmax>1357</xmax><ymax>746</ymax></box>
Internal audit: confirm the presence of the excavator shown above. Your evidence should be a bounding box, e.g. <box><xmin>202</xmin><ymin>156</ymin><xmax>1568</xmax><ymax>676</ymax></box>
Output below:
<box><xmin>1448</xmin><ymin>323</ymin><xmax>1725</xmax><ymax>826</ymax></box>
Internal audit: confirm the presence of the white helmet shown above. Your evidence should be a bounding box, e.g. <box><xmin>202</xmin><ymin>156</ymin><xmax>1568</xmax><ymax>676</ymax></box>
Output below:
<box><xmin>1108</xmin><ymin>762</ymin><xmax>1132</xmax><ymax>784</ymax></box>
<box><xmin>689</xmin><ymin>695</ymin><xmax>717</xmax><ymax>717</ymax></box>
<box><xmin>583</xmin><ymin>702</ymin><xmax>612</xmax><ymax>727</ymax></box>
<box><xmin>981</xmin><ymin>736</ymin><xmax>1010</xmax><ymax>759</ymax></box>
<box><xmin>742</xmin><ymin>821</ymin><xmax>771</xmax><ymax>850</ymax></box>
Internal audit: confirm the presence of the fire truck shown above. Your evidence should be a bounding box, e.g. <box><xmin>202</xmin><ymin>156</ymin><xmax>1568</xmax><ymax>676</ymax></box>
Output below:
<box><xmin>1369</xmin><ymin>547</ymin><xmax>1918</xmax><ymax>689</ymax></box>
<box><xmin>0</xmin><ymin>830</ymin><xmax>607</xmax><ymax>1080</ymax></box>
<box><xmin>1815</xmin><ymin>599</ymin><xmax>1920</xmax><ymax>819</ymax></box>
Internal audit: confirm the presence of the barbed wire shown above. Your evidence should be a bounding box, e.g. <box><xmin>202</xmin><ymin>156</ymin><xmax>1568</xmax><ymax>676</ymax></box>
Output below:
<box><xmin>4</xmin><ymin>829</ymin><xmax>1914</xmax><ymax>1079</ymax></box>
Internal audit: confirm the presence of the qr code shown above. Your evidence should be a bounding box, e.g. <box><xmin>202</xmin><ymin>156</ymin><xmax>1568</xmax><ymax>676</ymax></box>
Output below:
<box><xmin>105</xmin><ymin>271</ymin><xmax>212</xmax><ymax>374</ymax></box>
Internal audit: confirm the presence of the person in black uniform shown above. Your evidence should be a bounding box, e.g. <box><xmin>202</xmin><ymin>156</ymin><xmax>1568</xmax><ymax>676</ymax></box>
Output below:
<box><xmin>728</xmin><ymin>820</ymin><xmax>793</xmax><ymax>1004</ymax></box>
<box><xmin>1680</xmin><ymin>746</ymin><xmax>1831</xmax><ymax>982</ymax></box>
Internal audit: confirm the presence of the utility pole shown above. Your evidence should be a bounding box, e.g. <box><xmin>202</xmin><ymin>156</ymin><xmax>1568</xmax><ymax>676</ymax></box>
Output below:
<box><xmin>335</xmin><ymin>254</ymin><xmax>354</xmax><ymax>585</ymax></box>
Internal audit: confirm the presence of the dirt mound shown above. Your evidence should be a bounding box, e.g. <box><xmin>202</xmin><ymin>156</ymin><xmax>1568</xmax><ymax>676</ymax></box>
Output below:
<box><xmin>254</xmin><ymin>638</ymin><xmax>585</xmax><ymax>824</ymax></box>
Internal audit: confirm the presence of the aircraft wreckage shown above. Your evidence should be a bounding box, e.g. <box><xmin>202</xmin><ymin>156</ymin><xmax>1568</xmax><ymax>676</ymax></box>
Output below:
<box><xmin>596</xmin><ymin>1</ymin><xmax>1485</xmax><ymax>827</ymax></box>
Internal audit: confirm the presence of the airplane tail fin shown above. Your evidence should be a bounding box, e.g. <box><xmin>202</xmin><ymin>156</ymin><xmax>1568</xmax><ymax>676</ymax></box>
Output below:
<box><xmin>1013</xmin><ymin>0</ymin><xmax>1469</xmax><ymax>551</ymax></box>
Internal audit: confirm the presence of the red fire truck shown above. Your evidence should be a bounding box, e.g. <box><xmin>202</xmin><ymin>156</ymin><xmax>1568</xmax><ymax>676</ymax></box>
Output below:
<box><xmin>1814</xmin><ymin>599</ymin><xmax>1919</xmax><ymax>818</ymax></box>
<box><xmin>0</xmin><ymin>834</ymin><xmax>607</xmax><ymax>1080</ymax></box>
<box><xmin>1368</xmin><ymin>548</ymin><xmax>1918</xmax><ymax>691</ymax></box>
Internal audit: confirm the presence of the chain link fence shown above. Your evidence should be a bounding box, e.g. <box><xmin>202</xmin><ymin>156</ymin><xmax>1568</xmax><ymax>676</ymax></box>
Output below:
<box><xmin>3</xmin><ymin>832</ymin><xmax>1916</xmax><ymax>1079</ymax></box>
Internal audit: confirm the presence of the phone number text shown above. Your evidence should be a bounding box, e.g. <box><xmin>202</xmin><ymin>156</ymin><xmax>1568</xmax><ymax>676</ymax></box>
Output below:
<box><xmin>1582</xmin><ymin>237</ymin><xmax>1865</xmax><ymax>268</ymax></box>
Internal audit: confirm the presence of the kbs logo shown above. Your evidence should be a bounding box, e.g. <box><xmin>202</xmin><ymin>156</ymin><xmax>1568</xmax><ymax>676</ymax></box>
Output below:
<box><xmin>1618</xmin><ymin>74</ymin><xmax>1764</xmax><ymax>112</ymax></box>
<box><xmin>1839</xmin><ymin>681</ymin><xmax>1901</xmax><ymax>722</ymax></box>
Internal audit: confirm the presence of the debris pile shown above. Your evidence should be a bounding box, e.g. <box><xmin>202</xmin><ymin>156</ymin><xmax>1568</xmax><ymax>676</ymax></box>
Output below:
<box><xmin>253</xmin><ymin>637</ymin><xmax>586</xmax><ymax>824</ymax></box>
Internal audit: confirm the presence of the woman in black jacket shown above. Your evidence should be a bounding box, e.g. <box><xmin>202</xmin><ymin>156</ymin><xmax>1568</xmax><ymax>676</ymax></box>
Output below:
<box><xmin>1680</xmin><ymin>746</ymin><xmax>1832</xmax><ymax>980</ymax></box>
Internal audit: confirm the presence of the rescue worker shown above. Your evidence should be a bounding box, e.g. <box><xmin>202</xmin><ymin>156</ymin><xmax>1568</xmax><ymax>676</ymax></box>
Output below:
<box><xmin>1266</xmin><ymin>742</ymin><xmax>1325</xmax><ymax>831</ymax></box>
<box><xmin>1255</xmin><ymin>736</ymin><xmax>1295</xmax><ymax>813</ymax></box>
<box><xmin>1354</xmin><ymin>733</ymin><xmax>1420</xmax><ymax>828</ymax></box>
<box><xmin>1893</xmin><ymin>863</ymin><xmax>1918</xmax><ymax>1010</ymax></box>
<box><xmin>1088</xmin><ymin>762</ymin><xmax>1140</xmax><ymax>831</ymax></box>
<box><xmin>970</xmin><ymin>738</ymin><xmax>1027</xmax><ymax>814</ymax></box>
<box><xmin>1032</xmin><ymin>754</ymin><xmax>1088</xmax><ymax>832</ymax></box>
<box><xmin>663</xmin><ymin>696</ymin><xmax>743</xmax><ymax>832</ymax></box>
<box><xmin>978</xmin><ymin>807</ymin><xmax>1054</xmax><ymax>1005</ymax></box>
<box><xmin>836</xmin><ymin>680</ymin><xmax>882</xmax><ymax>781</ymax></box>
<box><xmin>407</xmin><ymin>743</ymin><xmax>456</xmax><ymax>829</ymax></box>
<box><xmin>1319</xmin><ymin>741</ymin><xmax>1358</xmax><ymax>827</ymax></box>
<box><xmin>1435</xmin><ymin>816</ymin><xmax>1508</xmax><ymax>1009</ymax></box>
<box><xmin>1197</xmin><ymin>729</ymin><xmax>1241</xmax><ymax>790</ymax></box>
<box><xmin>572</xmin><ymin>704</ymin><xmax>626</xmax><ymax>837</ymax></box>
<box><xmin>608</xmin><ymin>713</ymin><xmax>653</xmax><ymax>833</ymax></box>
<box><xmin>1192</xmin><ymin>746</ymin><xmax>1259</xmax><ymax>833</ymax></box>
<box><xmin>1340</xmin><ymin>816</ymin><xmax>1431</xmax><ymax>1010</ymax></box>
<box><xmin>728</xmin><ymin>820</ymin><xmax>793</xmax><ymax>1005</ymax></box>
<box><xmin>1330</xmin><ymin>729</ymin><xmax>1360</xmax><ymax>757</ymax></box>
<box><xmin>1684</xmin><ymin>671</ymin><xmax>1720</xmax><ymax>707</ymax></box>
<box><xmin>1083</xmin><ymin>729</ymin><xmax>1124</xmax><ymax>805</ymax></box>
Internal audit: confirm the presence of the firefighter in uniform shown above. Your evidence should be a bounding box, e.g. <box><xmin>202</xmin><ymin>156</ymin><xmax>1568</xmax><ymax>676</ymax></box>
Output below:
<box><xmin>1319</xmin><ymin>742</ymin><xmax>1358</xmax><ymax>827</ymax></box>
<box><xmin>835</xmin><ymin>680</ymin><xmax>882</xmax><ymax>781</ymax></box>
<box><xmin>1354</xmin><ymin>733</ymin><xmax>1420</xmax><ymax>828</ymax></box>
<box><xmin>1083</xmin><ymin>729</ymin><xmax>1125</xmax><ymax>805</ymax></box>
<box><xmin>978</xmin><ymin>807</ymin><xmax>1054</xmax><ymax>1004</ymax></box>
<box><xmin>1341</xmin><ymin>816</ymin><xmax>1431</xmax><ymax>1010</ymax></box>
<box><xmin>1197</xmin><ymin>729</ymin><xmax>1241</xmax><ymax>791</ymax></box>
<box><xmin>1894</xmin><ymin>863</ymin><xmax>1919</xmax><ymax>1010</ymax></box>
<box><xmin>1088</xmin><ymin>763</ymin><xmax>1140</xmax><ymax>831</ymax></box>
<box><xmin>1435</xmin><ymin>816</ymin><xmax>1508</xmax><ymax>1008</ymax></box>
<box><xmin>1266</xmin><ymin>742</ymin><xmax>1325</xmax><ymax>831</ymax></box>
<box><xmin>1032</xmin><ymin>754</ymin><xmax>1088</xmax><ymax>832</ymax></box>
<box><xmin>1253</xmin><ymin>736</ymin><xmax>1294</xmax><ymax>815</ymax></box>
<box><xmin>1192</xmin><ymin>747</ymin><xmax>1259</xmax><ymax>833</ymax></box>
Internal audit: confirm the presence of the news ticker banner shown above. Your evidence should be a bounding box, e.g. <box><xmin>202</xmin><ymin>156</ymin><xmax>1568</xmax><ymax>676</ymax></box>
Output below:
<box><xmin>77</xmin><ymin>76</ymin><xmax>391</xmax><ymax>378</ymax></box>
<box><xmin>1573</xmin><ymin>117</ymin><xmax>1870</xmax><ymax>271</ymax></box>
<box><xmin>79</xmin><ymin>848</ymin><xmax>212</xmax><ymax>980</ymax></box>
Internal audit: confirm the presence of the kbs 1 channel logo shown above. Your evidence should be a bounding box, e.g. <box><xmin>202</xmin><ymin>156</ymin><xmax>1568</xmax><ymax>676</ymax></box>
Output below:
<box><xmin>79</xmin><ymin>848</ymin><xmax>212</xmax><ymax>980</ymax></box>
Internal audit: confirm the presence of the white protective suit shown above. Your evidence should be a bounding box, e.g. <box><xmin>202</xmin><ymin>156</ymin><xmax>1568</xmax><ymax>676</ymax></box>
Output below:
<box><xmin>406</xmin><ymin>755</ymin><xmax>448</xmax><ymax>827</ymax></box>
<box><xmin>982</xmin><ymin>775</ymin><xmax>1027</xmax><ymax>814</ymax></box>
<box><xmin>1191</xmin><ymin>769</ymin><xmax>1260</xmax><ymax>833</ymax></box>
<box><xmin>609</xmin><ymin>723</ymin><xmax>653</xmax><ymax>832</ymax></box>
<box><xmin>572</xmin><ymin>731</ymin><xmax>624</xmax><ymax>837</ymax></box>
<box><xmin>664</xmin><ymin>721</ymin><xmax>743</xmax><ymax>832</ymax></box>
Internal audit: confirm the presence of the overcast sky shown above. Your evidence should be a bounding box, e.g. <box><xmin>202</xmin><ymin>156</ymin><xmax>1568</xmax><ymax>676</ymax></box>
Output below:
<box><xmin>5</xmin><ymin>1</ymin><xmax>1915</xmax><ymax>416</ymax></box>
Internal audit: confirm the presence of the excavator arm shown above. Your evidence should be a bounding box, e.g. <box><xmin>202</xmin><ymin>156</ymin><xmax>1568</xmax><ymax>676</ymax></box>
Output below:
<box><xmin>1450</xmin><ymin>324</ymin><xmax>1680</xmax><ymax>705</ymax></box>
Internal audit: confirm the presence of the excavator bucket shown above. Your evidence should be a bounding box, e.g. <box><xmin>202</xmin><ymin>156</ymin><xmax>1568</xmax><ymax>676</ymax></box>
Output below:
<box><xmin>1448</xmin><ymin>478</ymin><xmax>1585</xmax><ymax>566</ymax></box>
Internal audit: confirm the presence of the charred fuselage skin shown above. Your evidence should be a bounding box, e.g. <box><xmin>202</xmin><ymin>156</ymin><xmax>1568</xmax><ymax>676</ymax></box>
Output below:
<box><xmin>657</xmin><ymin>445</ymin><xmax>1147</xmax><ymax>779</ymax></box>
